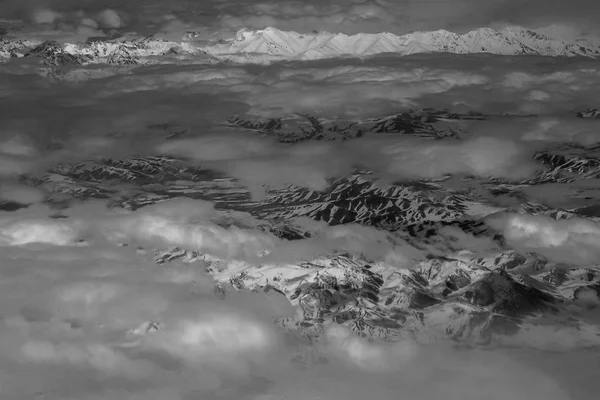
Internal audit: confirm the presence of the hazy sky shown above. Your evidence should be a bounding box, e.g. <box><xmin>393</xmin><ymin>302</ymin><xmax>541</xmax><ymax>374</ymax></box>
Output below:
<box><xmin>1</xmin><ymin>0</ymin><xmax>600</xmax><ymax>40</ymax></box>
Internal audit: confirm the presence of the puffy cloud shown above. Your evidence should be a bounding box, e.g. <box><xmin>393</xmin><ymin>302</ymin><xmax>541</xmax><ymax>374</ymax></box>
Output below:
<box><xmin>0</xmin><ymin>4</ymin><xmax>131</xmax><ymax>42</ymax></box>
<box><xmin>95</xmin><ymin>9</ymin><xmax>123</xmax><ymax>29</ymax></box>
<box><xmin>99</xmin><ymin>198</ymin><xmax>278</xmax><ymax>261</ymax></box>
<box><xmin>487</xmin><ymin>213</ymin><xmax>600</xmax><ymax>264</ymax></box>
<box><xmin>0</xmin><ymin>217</ymin><xmax>84</xmax><ymax>246</ymax></box>
<box><xmin>349</xmin><ymin>135</ymin><xmax>540</xmax><ymax>181</ymax></box>
<box><xmin>31</xmin><ymin>8</ymin><xmax>63</xmax><ymax>25</ymax></box>
<box><xmin>151</xmin><ymin>311</ymin><xmax>280</xmax><ymax>367</ymax></box>
<box><xmin>0</xmin><ymin>132</ymin><xmax>48</xmax><ymax>178</ymax></box>
<box><xmin>321</xmin><ymin>325</ymin><xmax>418</xmax><ymax>372</ymax></box>
<box><xmin>518</xmin><ymin>117</ymin><xmax>600</xmax><ymax>145</ymax></box>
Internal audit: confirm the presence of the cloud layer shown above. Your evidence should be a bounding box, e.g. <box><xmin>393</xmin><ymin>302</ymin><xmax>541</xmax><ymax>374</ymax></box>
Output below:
<box><xmin>2</xmin><ymin>50</ymin><xmax>600</xmax><ymax>196</ymax></box>
<box><xmin>0</xmin><ymin>198</ymin><xmax>584</xmax><ymax>400</ymax></box>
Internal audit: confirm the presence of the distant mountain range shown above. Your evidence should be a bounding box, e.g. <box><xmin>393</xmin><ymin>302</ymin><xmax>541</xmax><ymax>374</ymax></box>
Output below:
<box><xmin>1</xmin><ymin>25</ymin><xmax>600</xmax><ymax>67</ymax></box>
<box><xmin>195</xmin><ymin>26</ymin><xmax>600</xmax><ymax>62</ymax></box>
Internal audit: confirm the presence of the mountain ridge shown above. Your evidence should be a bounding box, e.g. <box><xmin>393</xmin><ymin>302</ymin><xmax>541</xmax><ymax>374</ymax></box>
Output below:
<box><xmin>2</xmin><ymin>25</ymin><xmax>600</xmax><ymax>67</ymax></box>
<box><xmin>195</xmin><ymin>25</ymin><xmax>600</xmax><ymax>62</ymax></box>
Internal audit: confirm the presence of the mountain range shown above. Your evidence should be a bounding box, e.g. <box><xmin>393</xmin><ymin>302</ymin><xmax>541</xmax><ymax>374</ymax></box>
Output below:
<box><xmin>1</xmin><ymin>25</ymin><xmax>600</xmax><ymax>68</ymax></box>
<box><xmin>11</xmin><ymin>107</ymin><xmax>598</xmax><ymax>349</ymax></box>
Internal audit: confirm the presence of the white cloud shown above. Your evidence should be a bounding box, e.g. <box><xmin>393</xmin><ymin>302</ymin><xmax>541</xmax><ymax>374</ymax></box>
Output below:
<box><xmin>159</xmin><ymin>313</ymin><xmax>278</xmax><ymax>359</ymax></box>
<box><xmin>0</xmin><ymin>218</ymin><xmax>83</xmax><ymax>246</ymax></box>
<box><xmin>98</xmin><ymin>198</ymin><xmax>278</xmax><ymax>261</ymax></box>
<box><xmin>321</xmin><ymin>325</ymin><xmax>418</xmax><ymax>372</ymax></box>
<box><xmin>0</xmin><ymin>155</ymin><xmax>38</xmax><ymax>178</ymax></box>
<box><xmin>80</xmin><ymin>17</ymin><xmax>99</xmax><ymax>30</ymax></box>
<box><xmin>487</xmin><ymin>213</ymin><xmax>600</xmax><ymax>264</ymax></box>
<box><xmin>350</xmin><ymin>135</ymin><xmax>539</xmax><ymax>181</ymax></box>
<box><xmin>519</xmin><ymin>117</ymin><xmax>600</xmax><ymax>145</ymax></box>
<box><xmin>0</xmin><ymin>133</ymin><xmax>38</xmax><ymax>157</ymax></box>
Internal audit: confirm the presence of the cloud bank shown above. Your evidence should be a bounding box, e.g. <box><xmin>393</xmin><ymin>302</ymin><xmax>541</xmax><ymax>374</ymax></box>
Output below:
<box><xmin>0</xmin><ymin>199</ymin><xmax>580</xmax><ymax>400</ymax></box>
